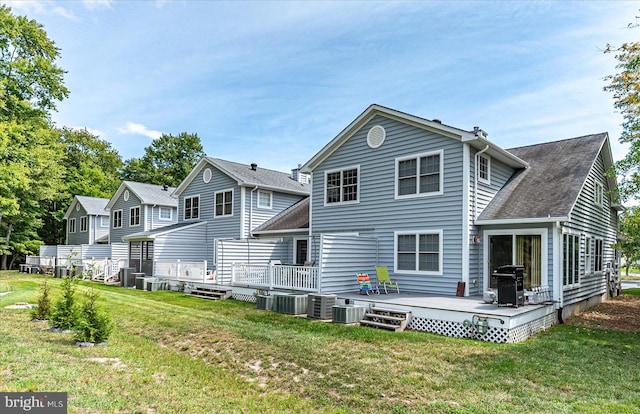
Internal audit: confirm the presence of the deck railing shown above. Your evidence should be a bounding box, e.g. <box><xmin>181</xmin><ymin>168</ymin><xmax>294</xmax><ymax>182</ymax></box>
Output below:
<box><xmin>153</xmin><ymin>260</ymin><xmax>212</xmax><ymax>283</ymax></box>
<box><xmin>231</xmin><ymin>263</ymin><xmax>319</xmax><ymax>292</ymax></box>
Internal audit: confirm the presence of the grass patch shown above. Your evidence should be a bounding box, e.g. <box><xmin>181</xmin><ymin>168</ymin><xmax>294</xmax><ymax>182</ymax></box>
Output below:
<box><xmin>1</xmin><ymin>271</ymin><xmax>639</xmax><ymax>413</ymax></box>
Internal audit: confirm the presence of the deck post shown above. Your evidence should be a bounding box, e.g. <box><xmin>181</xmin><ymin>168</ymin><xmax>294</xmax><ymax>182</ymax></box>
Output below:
<box><xmin>269</xmin><ymin>264</ymin><xmax>274</xmax><ymax>290</ymax></box>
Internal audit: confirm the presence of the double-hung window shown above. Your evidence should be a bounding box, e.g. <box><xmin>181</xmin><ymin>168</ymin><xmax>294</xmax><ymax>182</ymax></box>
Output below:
<box><xmin>563</xmin><ymin>233</ymin><xmax>580</xmax><ymax>286</ymax></box>
<box><xmin>100</xmin><ymin>216</ymin><xmax>109</xmax><ymax>227</ymax></box>
<box><xmin>257</xmin><ymin>190</ymin><xmax>272</xmax><ymax>209</ymax></box>
<box><xmin>478</xmin><ymin>154</ymin><xmax>490</xmax><ymax>184</ymax></box>
<box><xmin>130</xmin><ymin>206</ymin><xmax>140</xmax><ymax>226</ymax></box>
<box><xmin>184</xmin><ymin>196</ymin><xmax>199</xmax><ymax>220</ymax></box>
<box><xmin>396</xmin><ymin>151</ymin><xmax>443</xmax><ymax>198</ymax></box>
<box><xmin>80</xmin><ymin>216</ymin><xmax>88</xmax><ymax>232</ymax></box>
<box><xmin>215</xmin><ymin>190</ymin><xmax>233</xmax><ymax>217</ymax></box>
<box><xmin>112</xmin><ymin>210</ymin><xmax>122</xmax><ymax>229</ymax></box>
<box><xmin>395</xmin><ymin>230</ymin><xmax>442</xmax><ymax>275</ymax></box>
<box><xmin>159</xmin><ymin>207</ymin><xmax>172</xmax><ymax>221</ymax></box>
<box><xmin>585</xmin><ymin>237</ymin><xmax>592</xmax><ymax>274</ymax></box>
<box><xmin>69</xmin><ymin>218</ymin><xmax>76</xmax><ymax>233</ymax></box>
<box><xmin>595</xmin><ymin>181</ymin><xmax>604</xmax><ymax>206</ymax></box>
<box><xmin>594</xmin><ymin>239</ymin><xmax>604</xmax><ymax>272</ymax></box>
<box><xmin>325</xmin><ymin>167</ymin><xmax>359</xmax><ymax>205</ymax></box>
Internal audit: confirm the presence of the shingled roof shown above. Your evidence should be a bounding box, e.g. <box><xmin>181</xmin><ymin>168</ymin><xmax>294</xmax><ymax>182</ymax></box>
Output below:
<box><xmin>122</xmin><ymin>221</ymin><xmax>206</xmax><ymax>240</ymax></box>
<box><xmin>477</xmin><ymin>133</ymin><xmax>608</xmax><ymax>223</ymax></box>
<box><xmin>107</xmin><ymin>181</ymin><xmax>177</xmax><ymax>209</ymax></box>
<box><xmin>253</xmin><ymin>197</ymin><xmax>309</xmax><ymax>234</ymax></box>
<box><xmin>63</xmin><ymin>196</ymin><xmax>109</xmax><ymax>220</ymax></box>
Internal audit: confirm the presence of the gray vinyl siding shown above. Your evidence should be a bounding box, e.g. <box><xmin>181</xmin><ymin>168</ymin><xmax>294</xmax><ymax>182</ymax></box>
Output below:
<box><xmin>244</xmin><ymin>188</ymin><xmax>305</xmax><ymax>234</ymax></box>
<box><xmin>110</xmin><ymin>192</ymin><xmax>144</xmax><ymax>243</ymax></box>
<box><xmin>216</xmin><ymin>238</ymin><xmax>292</xmax><ymax>285</ymax></box>
<box><xmin>468</xmin><ymin>148</ymin><xmax>518</xmax><ymax>295</ymax></box>
<box><xmin>310</xmin><ymin>114</ymin><xmax>466</xmax><ymax>295</ymax></box>
<box><xmin>318</xmin><ymin>234</ymin><xmax>378</xmax><ymax>294</ymax></box>
<box><xmin>152</xmin><ymin>224</ymin><xmax>208</xmax><ymax>264</ymax></box>
<box><xmin>562</xmin><ymin>153</ymin><xmax>618</xmax><ymax>306</ymax></box>
<box><xmin>66</xmin><ymin>206</ymin><xmax>100</xmax><ymax>245</ymax></box>
<box><xmin>146</xmin><ymin>204</ymin><xmax>178</xmax><ymax>230</ymax></box>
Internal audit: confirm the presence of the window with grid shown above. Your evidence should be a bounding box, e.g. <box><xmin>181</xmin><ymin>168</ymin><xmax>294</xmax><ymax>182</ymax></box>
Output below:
<box><xmin>585</xmin><ymin>237</ymin><xmax>592</xmax><ymax>274</ymax></box>
<box><xmin>159</xmin><ymin>207</ymin><xmax>172</xmax><ymax>220</ymax></box>
<box><xmin>396</xmin><ymin>231</ymin><xmax>441</xmax><ymax>274</ymax></box>
<box><xmin>112</xmin><ymin>210</ymin><xmax>122</xmax><ymax>228</ymax></box>
<box><xmin>184</xmin><ymin>196</ymin><xmax>199</xmax><ymax>220</ymax></box>
<box><xmin>130</xmin><ymin>206</ymin><xmax>140</xmax><ymax>226</ymax></box>
<box><xmin>595</xmin><ymin>181</ymin><xmax>603</xmax><ymax>206</ymax></box>
<box><xmin>69</xmin><ymin>218</ymin><xmax>76</xmax><ymax>233</ymax></box>
<box><xmin>215</xmin><ymin>190</ymin><xmax>233</xmax><ymax>216</ymax></box>
<box><xmin>563</xmin><ymin>234</ymin><xmax>580</xmax><ymax>285</ymax></box>
<box><xmin>594</xmin><ymin>239</ymin><xmax>603</xmax><ymax>272</ymax></box>
<box><xmin>478</xmin><ymin>154</ymin><xmax>490</xmax><ymax>184</ymax></box>
<box><xmin>257</xmin><ymin>190</ymin><xmax>272</xmax><ymax>209</ymax></box>
<box><xmin>100</xmin><ymin>216</ymin><xmax>109</xmax><ymax>227</ymax></box>
<box><xmin>80</xmin><ymin>216</ymin><xmax>88</xmax><ymax>232</ymax></box>
<box><xmin>325</xmin><ymin>167</ymin><xmax>358</xmax><ymax>204</ymax></box>
<box><xmin>397</xmin><ymin>152</ymin><xmax>441</xmax><ymax>197</ymax></box>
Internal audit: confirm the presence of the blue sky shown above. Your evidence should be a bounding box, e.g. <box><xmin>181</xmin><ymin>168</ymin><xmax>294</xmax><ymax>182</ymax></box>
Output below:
<box><xmin>5</xmin><ymin>0</ymin><xmax>639</xmax><ymax>172</ymax></box>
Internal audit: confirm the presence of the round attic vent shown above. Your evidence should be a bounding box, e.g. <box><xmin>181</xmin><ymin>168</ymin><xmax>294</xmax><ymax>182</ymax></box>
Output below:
<box><xmin>123</xmin><ymin>189</ymin><xmax>129</xmax><ymax>202</ymax></box>
<box><xmin>367</xmin><ymin>125</ymin><xmax>386</xmax><ymax>149</ymax></box>
<box><xmin>76</xmin><ymin>204</ymin><xmax>80</xmax><ymax>211</ymax></box>
<box><xmin>203</xmin><ymin>168</ymin><xmax>212</xmax><ymax>183</ymax></box>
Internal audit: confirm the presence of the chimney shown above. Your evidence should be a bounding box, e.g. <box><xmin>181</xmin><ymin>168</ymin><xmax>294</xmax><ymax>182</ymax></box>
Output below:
<box><xmin>250</xmin><ymin>163</ymin><xmax>257</xmax><ymax>171</ymax></box>
<box><xmin>473</xmin><ymin>126</ymin><xmax>488</xmax><ymax>139</ymax></box>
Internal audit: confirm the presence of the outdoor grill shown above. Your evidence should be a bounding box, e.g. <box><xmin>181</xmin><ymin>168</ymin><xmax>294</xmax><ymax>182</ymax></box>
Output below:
<box><xmin>493</xmin><ymin>265</ymin><xmax>525</xmax><ymax>307</ymax></box>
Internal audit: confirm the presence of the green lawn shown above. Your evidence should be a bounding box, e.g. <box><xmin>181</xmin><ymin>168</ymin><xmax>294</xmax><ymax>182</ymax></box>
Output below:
<box><xmin>1</xmin><ymin>271</ymin><xmax>639</xmax><ymax>413</ymax></box>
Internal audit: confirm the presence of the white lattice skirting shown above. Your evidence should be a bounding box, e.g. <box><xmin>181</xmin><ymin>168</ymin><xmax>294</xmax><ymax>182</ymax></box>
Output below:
<box><xmin>233</xmin><ymin>293</ymin><xmax>257</xmax><ymax>303</ymax></box>
<box><xmin>408</xmin><ymin>312</ymin><xmax>558</xmax><ymax>343</ymax></box>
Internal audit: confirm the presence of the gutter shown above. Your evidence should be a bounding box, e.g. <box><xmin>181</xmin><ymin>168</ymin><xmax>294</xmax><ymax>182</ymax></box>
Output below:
<box><xmin>250</xmin><ymin>186</ymin><xmax>259</xmax><ymax>238</ymax></box>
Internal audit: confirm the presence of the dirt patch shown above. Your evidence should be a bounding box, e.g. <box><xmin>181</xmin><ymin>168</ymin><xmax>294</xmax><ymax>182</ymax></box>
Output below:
<box><xmin>567</xmin><ymin>294</ymin><xmax>640</xmax><ymax>332</ymax></box>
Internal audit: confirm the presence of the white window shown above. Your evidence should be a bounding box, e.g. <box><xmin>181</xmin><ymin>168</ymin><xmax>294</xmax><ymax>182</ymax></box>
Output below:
<box><xmin>595</xmin><ymin>181</ymin><xmax>604</xmax><ymax>206</ymax></box>
<box><xmin>585</xmin><ymin>236</ymin><xmax>592</xmax><ymax>274</ymax></box>
<box><xmin>184</xmin><ymin>196</ymin><xmax>199</xmax><ymax>220</ymax></box>
<box><xmin>215</xmin><ymin>190</ymin><xmax>233</xmax><ymax>217</ymax></box>
<box><xmin>159</xmin><ymin>207</ymin><xmax>172</xmax><ymax>221</ymax></box>
<box><xmin>563</xmin><ymin>233</ymin><xmax>580</xmax><ymax>286</ymax></box>
<box><xmin>478</xmin><ymin>154</ymin><xmax>490</xmax><ymax>184</ymax></box>
<box><xmin>396</xmin><ymin>151</ymin><xmax>443</xmax><ymax>198</ymax></box>
<box><xmin>325</xmin><ymin>166</ymin><xmax>359</xmax><ymax>205</ymax></box>
<box><xmin>112</xmin><ymin>210</ymin><xmax>122</xmax><ymax>229</ymax></box>
<box><xmin>595</xmin><ymin>239</ymin><xmax>604</xmax><ymax>272</ymax></box>
<box><xmin>80</xmin><ymin>216</ymin><xmax>88</xmax><ymax>232</ymax></box>
<box><xmin>130</xmin><ymin>206</ymin><xmax>140</xmax><ymax>227</ymax></box>
<box><xmin>394</xmin><ymin>230</ymin><xmax>442</xmax><ymax>275</ymax></box>
<box><xmin>100</xmin><ymin>216</ymin><xmax>109</xmax><ymax>227</ymax></box>
<box><xmin>68</xmin><ymin>218</ymin><xmax>76</xmax><ymax>233</ymax></box>
<box><xmin>257</xmin><ymin>190</ymin><xmax>272</xmax><ymax>209</ymax></box>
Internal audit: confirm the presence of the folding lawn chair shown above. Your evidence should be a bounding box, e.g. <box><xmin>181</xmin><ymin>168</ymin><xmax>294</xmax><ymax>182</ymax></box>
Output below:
<box><xmin>357</xmin><ymin>273</ymin><xmax>379</xmax><ymax>295</ymax></box>
<box><xmin>375</xmin><ymin>266</ymin><xmax>399</xmax><ymax>294</ymax></box>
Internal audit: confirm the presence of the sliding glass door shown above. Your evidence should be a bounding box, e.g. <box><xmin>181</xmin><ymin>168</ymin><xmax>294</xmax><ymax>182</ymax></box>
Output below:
<box><xmin>489</xmin><ymin>234</ymin><xmax>542</xmax><ymax>289</ymax></box>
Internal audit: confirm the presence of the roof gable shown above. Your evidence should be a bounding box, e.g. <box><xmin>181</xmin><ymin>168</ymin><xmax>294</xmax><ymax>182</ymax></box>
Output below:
<box><xmin>477</xmin><ymin>133</ymin><xmax>611</xmax><ymax>223</ymax></box>
<box><xmin>106</xmin><ymin>181</ymin><xmax>177</xmax><ymax>209</ymax></box>
<box><xmin>63</xmin><ymin>196</ymin><xmax>110</xmax><ymax>220</ymax></box>
<box><xmin>173</xmin><ymin>156</ymin><xmax>309</xmax><ymax>197</ymax></box>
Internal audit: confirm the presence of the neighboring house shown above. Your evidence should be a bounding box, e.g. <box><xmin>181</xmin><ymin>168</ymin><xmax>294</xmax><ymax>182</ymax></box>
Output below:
<box><xmin>291</xmin><ymin>104</ymin><xmax>622</xmax><ymax>318</ymax></box>
<box><xmin>63</xmin><ymin>196</ymin><xmax>110</xmax><ymax>245</ymax></box>
<box><xmin>106</xmin><ymin>181</ymin><xmax>178</xmax><ymax>274</ymax></box>
<box><xmin>126</xmin><ymin>157</ymin><xmax>310</xmax><ymax>276</ymax></box>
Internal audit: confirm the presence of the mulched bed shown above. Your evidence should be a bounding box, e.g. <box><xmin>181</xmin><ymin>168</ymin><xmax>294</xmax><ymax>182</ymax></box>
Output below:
<box><xmin>567</xmin><ymin>294</ymin><xmax>640</xmax><ymax>332</ymax></box>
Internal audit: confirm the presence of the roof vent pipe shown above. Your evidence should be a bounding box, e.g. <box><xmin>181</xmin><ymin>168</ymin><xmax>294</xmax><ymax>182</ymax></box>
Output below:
<box><xmin>162</xmin><ymin>184</ymin><xmax>169</xmax><ymax>191</ymax></box>
<box><xmin>250</xmin><ymin>163</ymin><xmax>257</xmax><ymax>171</ymax></box>
<box><xmin>433</xmin><ymin>119</ymin><xmax>442</xmax><ymax>124</ymax></box>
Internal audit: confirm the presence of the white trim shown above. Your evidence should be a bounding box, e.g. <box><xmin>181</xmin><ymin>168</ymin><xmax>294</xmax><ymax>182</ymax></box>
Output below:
<box><xmin>293</xmin><ymin>236</ymin><xmax>309</xmax><ymax>264</ymax></box>
<box><xmin>323</xmin><ymin>165</ymin><xmax>360</xmax><ymax>206</ymax></box>
<box><xmin>241</xmin><ymin>187</ymin><xmax>247</xmax><ymax>238</ymax></box>
<box><xmin>202</xmin><ymin>167</ymin><xmax>212</xmax><ymax>184</ymax></box>
<box><xmin>477</xmin><ymin>153</ymin><xmax>491</xmax><ymax>185</ymax></box>
<box><xmin>462</xmin><ymin>144</ymin><xmax>470</xmax><ymax>295</ymax></box>
<box><xmin>214</xmin><ymin>188</ymin><xmax>234</xmax><ymax>218</ymax></box>
<box><xmin>112</xmin><ymin>209</ymin><xmax>123</xmax><ymax>229</ymax></box>
<box><xmin>129</xmin><ymin>206</ymin><xmax>141</xmax><ymax>227</ymax></box>
<box><xmin>69</xmin><ymin>218</ymin><xmax>76</xmax><ymax>233</ymax></box>
<box><xmin>594</xmin><ymin>180</ymin><xmax>604</xmax><ymax>207</ymax></box>
<box><xmin>553</xmin><ymin>222</ymin><xmax>562</xmax><ymax>307</ymax></box>
<box><xmin>308</xmin><ymin>172</ymin><xmax>313</xmax><ymax>237</ymax></box>
<box><xmin>79</xmin><ymin>216</ymin><xmax>88</xmax><ymax>233</ymax></box>
<box><xmin>183</xmin><ymin>195</ymin><xmax>200</xmax><ymax>220</ymax></box>
<box><xmin>257</xmin><ymin>190</ymin><xmax>273</xmax><ymax>209</ymax></box>
<box><xmin>158</xmin><ymin>207</ymin><xmax>172</xmax><ymax>221</ymax></box>
<box><xmin>394</xmin><ymin>150</ymin><xmax>444</xmax><ymax>199</ymax></box>
<box><xmin>100</xmin><ymin>216</ymin><xmax>109</xmax><ymax>227</ymax></box>
<box><xmin>561</xmin><ymin>230</ymin><xmax>581</xmax><ymax>288</ymax></box>
<box><xmin>122</xmin><ymin>221</ymin><xmax>207</xmax><ymax>241</ymax></box>
<box><xmin>123</xmin><ymin>189</ymin><xmax>130</xmax><ymax>202</ymax></box>
<box><xmin>475</xmin><ymin>216</ymin><xmax>568</xmax><ymax>226</ymax></box>
<box><xmin>394</xmin><ymin>229</ymin><xmax>443</xmax><ymax>276</ymax></box>
<box><xmin>482</xmin><ymin>228</ymin><xmax>548</xmax><ymax>294</ymax></box>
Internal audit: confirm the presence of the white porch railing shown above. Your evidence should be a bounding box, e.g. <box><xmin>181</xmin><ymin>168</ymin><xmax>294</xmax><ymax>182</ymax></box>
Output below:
<box><xmin>80</xmin><ymin>258</ymin><xmax>125</xmax><ymax>282</ymax></box>
<box><xmin>25</xmin><ymin>256</ymin><xmax>56</xmax><ymax>266</ymax></box>
<box><xmin>154</xmin><ymin>260</ymin><xmax>213</xmax><ymax>283</ymax></box>
<box><xmin>231</xmin><ymin>263</ymin><xmax>319</xmax><ymax>292</ymax></box>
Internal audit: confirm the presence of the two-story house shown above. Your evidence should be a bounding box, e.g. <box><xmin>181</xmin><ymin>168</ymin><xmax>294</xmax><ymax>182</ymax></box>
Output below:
<box><xmin>63</xmin><ymin>196</ymin><xmax>110</xmax><ymax>245</ymax></box>
<box><xmin>106</xmin><ymin>181</ymin><xmax>178</xmax><ymax>274</ymax></box>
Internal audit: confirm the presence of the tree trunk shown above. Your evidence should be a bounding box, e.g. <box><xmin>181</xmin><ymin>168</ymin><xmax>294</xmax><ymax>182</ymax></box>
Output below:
<box><xmin>1</xmin><ymin>254</ymin><xmax>7</xmax><ymax>271</ymax></box>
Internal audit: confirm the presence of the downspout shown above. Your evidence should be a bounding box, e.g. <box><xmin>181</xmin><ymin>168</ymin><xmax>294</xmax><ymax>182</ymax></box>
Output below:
<box><xmin>555</xmin><ymin>220</ymin><xmax>564</xmax><ymax>323</ymax></box>
<box><xmin>473</xmin><ymin>145</ymin><xmax>490</xmax><ymax>222</ymax></box>
<box><xmin>151</xmin><ymin>204</ymin><xmax>156</xmax><ymax>230</ymax></box>
<box><xmin>250</xmin><ymin>186</ymin><xmax>259</xmax><ymax>238</ymax></box>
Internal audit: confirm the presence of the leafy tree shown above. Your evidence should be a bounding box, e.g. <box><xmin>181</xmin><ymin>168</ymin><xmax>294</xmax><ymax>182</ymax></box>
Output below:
<box><xmin>121</xmin><ymin>132</ymin><xmax>205</xmax><ymax>187</ymax></box>
<box><xmin>50</xmin><ymin>275</ymin><xmax>79</xmax><ymax>331</ymax></box>
<box><xmin>73</xmin><ymin>287</ymin><xmax>113</xmax><ymax>344</ymax></box>
<box><xmin>0</xmin><ymin>5</ymin><xmax>68</xmax><ymax>122</ymax></box>
<box><xmin>41</xmin><ymin>128</ymin><xmax>123</xmax><ymax>245</ymax></box>
<box><xmin>617</xmin><ymin>206</ymin><xmax>640</xmax><ymax>276</ymax></box>
<box><xmin>0</xmin><ymin>6</ymin><xmax>67</xmax><ymax>268</ymax></box>
<box><xmin>604</xmin><ymin>23</ymin><xmax>640</xmax><ymax>201</ymax></box>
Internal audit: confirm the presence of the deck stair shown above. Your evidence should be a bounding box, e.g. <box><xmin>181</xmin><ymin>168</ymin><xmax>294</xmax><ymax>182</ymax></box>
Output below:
<box><xmin>359</xmin><ymin>307</ymin><xmax>411</xmax><ymax>332</ymax></box>
<box><xmin>187</xmin><ymin>286</ymin><xmax>232</xmax><ymax>301</ymax></box>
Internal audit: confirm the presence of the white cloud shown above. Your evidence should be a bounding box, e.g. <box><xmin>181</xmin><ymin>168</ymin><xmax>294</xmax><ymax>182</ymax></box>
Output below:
<box><xmin>5</xmin><ymin>0</ymin><xmax>76</xmax><ymax>20</ymax></box>
<box><xmin>82</xmin><ymin>0</ymin><xmax>113</xmax><ymax>11</ymax></box>
<box><xmin>117</xmin><ymin>122</ymin><xmax>163</xmax><ymax>140</ymax></box>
